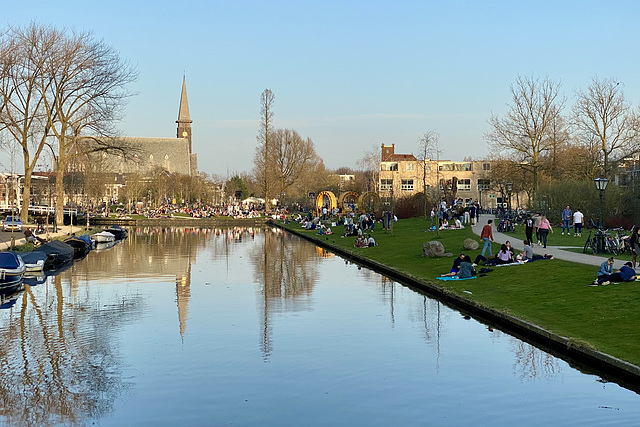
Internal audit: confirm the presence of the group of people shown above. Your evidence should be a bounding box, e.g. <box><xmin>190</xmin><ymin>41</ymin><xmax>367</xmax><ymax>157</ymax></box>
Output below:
<box><xmin>591</xmin><ymin>257</ymin><xmax>637</xmax><ymax>286</ymax></box>
<box><xmin>431</xmin><ymin>200</ymin><xmax>480</xmax><ymax>230</ymax></box>
<box><xmin>354</xmin><ymin>234</ymin><xmax>376</xmax><ymax>248</ymax></box>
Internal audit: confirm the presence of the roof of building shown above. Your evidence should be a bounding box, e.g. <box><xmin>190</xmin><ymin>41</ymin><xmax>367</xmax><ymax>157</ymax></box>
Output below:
<box><xmin>177</xmin><ymin>76</ymin><xmax>192</xmax><ymax>125</ymax></box>
<box><xmin>100</xmin><ymin>136</ymin><xmax>192</xmax><ymax>175</ymax></box>
<box><xmin>383</xmin><ymin>154</ymin><xmax>417</xmax><ymax>162</ymax></box>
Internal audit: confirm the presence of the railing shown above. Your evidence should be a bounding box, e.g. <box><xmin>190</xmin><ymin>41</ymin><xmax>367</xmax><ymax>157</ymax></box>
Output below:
<box><xmin>0</xmin><ymin>206</ymin><xmax>79</xmax><ymax>215</ymax></box>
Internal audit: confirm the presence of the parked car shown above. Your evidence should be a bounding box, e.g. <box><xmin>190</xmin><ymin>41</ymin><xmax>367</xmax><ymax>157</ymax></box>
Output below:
<box><xmin>2</xmin><ymin>216</ymin><xmax>23</xmax><ymax>232</ymax></box>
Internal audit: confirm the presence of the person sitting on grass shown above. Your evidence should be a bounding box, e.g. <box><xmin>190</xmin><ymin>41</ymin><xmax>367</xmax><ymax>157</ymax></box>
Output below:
<box><xmin>442</xmin><ymin>253</ymin><xmax>466</xmax><ymax>276</ymax></box>
<box><xmin>495</xmin><ymin>244</ymin><xmax>513</xmax><ymax>264</ymax></box>
<box><xmin>590</xmin><ymin>261</ymin><xmax>636</xmax><ymax>286</ymax></box>
<box><xmin>597</xmin><ymin>257</ymin><xmax>615</xmax><ymax>279</ymax></box>
<box><xmin>441</xmin><ymin>255</ymin><xmax>475</xmax><ymax>279</ymax></box>
<box><xmin>355</xmin><ymin>236</ymin><xmax>367</xmax><ymax>248</ymax></box>
<box><xmin>367</xmin><ymin>235</ymin><xmax>376</xmax><ymax>247</ymax></box>
<box><xmin>473</xmin><ymin>245</ymin><xmax>513</xmax><ymax>266</ymax></box>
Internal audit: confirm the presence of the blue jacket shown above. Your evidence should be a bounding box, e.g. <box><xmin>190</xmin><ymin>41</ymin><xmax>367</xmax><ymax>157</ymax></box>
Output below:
<box><xmin>597</xmin><ymin>261</ymin><xmax>613</xmax><ymax>277</ymax></box>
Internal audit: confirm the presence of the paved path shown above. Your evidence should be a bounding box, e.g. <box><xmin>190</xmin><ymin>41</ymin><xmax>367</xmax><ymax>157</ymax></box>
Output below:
<box><xmin>471</xmin><ymin>213</ymin><xmax>621</xmax><ymax>269</ymax></box>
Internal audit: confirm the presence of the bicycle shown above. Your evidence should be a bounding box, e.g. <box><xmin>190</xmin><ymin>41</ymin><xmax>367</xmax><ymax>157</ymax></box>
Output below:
<box><xmin>583</xmin><ymin>229</ymin><xmax>600</xmax><ymax>254</ymax></box>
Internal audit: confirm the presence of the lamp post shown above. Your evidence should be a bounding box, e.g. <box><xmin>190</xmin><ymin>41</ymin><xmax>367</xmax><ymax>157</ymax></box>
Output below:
<box><xmin>594</xmin><ymin>175</ymin><xmax>609</xmax><ymax>253</ymax></box>
<box><xmin>594</xmin><ymin>176</ymin><xmax>609</xmax><ymax>228</ymax></box>
<box><xmin>505</xmin><ymin>181</ymin><xmax>513</xmax><ymax>212</ymax></box>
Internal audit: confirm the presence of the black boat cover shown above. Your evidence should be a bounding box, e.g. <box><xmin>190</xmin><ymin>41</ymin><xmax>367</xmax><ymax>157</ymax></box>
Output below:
<box><xmin>21</xmin><ymin>251</ymin><xmax>48</xmax><ymax>266</ymax></box>
<box><xmin>34</xmin><ymin>240</ymin><xmax>74</xmax><ymax>267</ymax></box>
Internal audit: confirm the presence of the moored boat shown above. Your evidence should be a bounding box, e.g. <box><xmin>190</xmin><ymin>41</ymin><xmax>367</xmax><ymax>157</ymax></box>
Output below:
<box><xmin>33</xmin><ymin>240</ymin><xmax>75</xmax><ymax>270</ymax></box>
<box><xmin>0</xmin><ymin>251</ymin><xmax>26</xmax><ymax>295</ymax></box>
<box><xmin>92</xmin><ymin>231</ymin><xmax>115</xmax><ymax>243</ymax></box>
<box><xmin>104</xmin><ymin>225</ymin><xmax>128</xmax><ymax>240</ymax></box>
<box><xmin>64</xmin><ymin>235</ymin><xmax>92</xmax><ymax>259</ymax></box>
<box><xmin>20</xmin><ymin>251</ymin><xmax>48</xmax><ymax>272</ymax></box>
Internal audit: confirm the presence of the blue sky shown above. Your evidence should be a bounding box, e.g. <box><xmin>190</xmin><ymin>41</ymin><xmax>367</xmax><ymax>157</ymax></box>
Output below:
<box><xmin>7</xmin><ymin>1</ymin><xmax>640</xmax><ymax>177</ymax></box>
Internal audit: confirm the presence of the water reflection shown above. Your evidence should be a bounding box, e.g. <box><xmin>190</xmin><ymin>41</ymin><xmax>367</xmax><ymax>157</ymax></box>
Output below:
<box><xmin>0</xmin><ymin>277</ymin><xmax>141</xmax><ymax>426</ymax></box>
<box><xmin>0</xmin><ymin>227</ymin><xmax>635</xmax><ymax>425</ymax></box>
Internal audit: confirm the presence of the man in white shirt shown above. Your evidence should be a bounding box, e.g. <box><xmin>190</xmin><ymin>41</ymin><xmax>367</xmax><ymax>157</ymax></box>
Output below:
<box><xmin>573</xmin><ymin>209</ymin><xmax>584</xmax><ymax>237</ymax></box>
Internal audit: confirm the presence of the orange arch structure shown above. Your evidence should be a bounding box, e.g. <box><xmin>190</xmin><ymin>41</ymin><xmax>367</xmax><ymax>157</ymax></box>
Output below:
<box><xmin>358</xmin><ymin>192</ymin><xmax>381</xmax><ymax>213</ymax></box>
<box><xmin>338</xmin><ymin>192</ymin><xmax>359</xmax><ymax>212</ymax></box>
<box><xmin>315</xmin><ymin>191</ymin><xmax>337</xmax><ymax>215</ymax></box>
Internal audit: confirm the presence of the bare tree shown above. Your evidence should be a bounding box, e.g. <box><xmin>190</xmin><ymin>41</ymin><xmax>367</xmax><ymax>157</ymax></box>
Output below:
<box><xmin>486</xmin><ymin>75</ymin><xmax>565</xmax><ymax>200</ymax></box>
<box><xmin>357</xmin><ymin>145</ymin><xmax>381</xmax><ymax>193</ymax></box>
<box><xmin>255</xmin><ymin>89</ymin><xmax>275</xmax><ymax>213</ymax></box>
<box><xmin>0</xmin><ymin>23</ymin><xmax>54</xmax><ymax>222</ymax></box>
<box><xmin>417</xmin><ymin>131</ymin><xmax>438</xmax><ymax>219</ymax></box>
<box><xmin>41</xmin><ymin>29</ymin><xmax>137</xmax><ymax>224</ymax></box>
<box><xmin>0</xmin><ymin>23</ymin><xmax>137</xmax><ymax>224</ymax></box>
<box><xmin>270</xmin><ymin>128</ymin><xmax>322</xmax><ymax>204</ymax></box>
<box><xmin>573</xmin><ymin>77</ymin><xmax>640</xmax><ymax>177</ymax></box>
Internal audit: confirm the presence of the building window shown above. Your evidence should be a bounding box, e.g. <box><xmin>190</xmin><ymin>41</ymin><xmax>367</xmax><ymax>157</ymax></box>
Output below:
<box><xmin>380</xmin><ymin>179</ymin><xmax>393</xmax><ymax>191</ymax></box>
<box><xmin>482</xmin><ymin>163</ymin><xmax>491</xmax><ymax>171</ymax></box>
<box><xmin>439</xmin><ymin>163</ymin><xmax>454</xmax><ymax>171</ymax></box>
<box><xmin>478</xmin><ymin>179</ymin><xmax>491</xmax><ymax>191</ymax></box>
<box><xmin>406</xmin><ymin>163</ymin><xmax>415</xmax><ymax>171</ymax></box>
<box><xmin>457</xmin><ymin>179</ymin><xmax>471</xmax><ymax>191</ymax></box>
<box><xmin>455</xmin><ymin>163</ymin><xmax>473</xmax><ymax>171</ymax></box>
<box><xmin>401</xmin><ymin>179</ymin><xmax>414</xmax><ymax>191</ymax></box>
<box><xmin>381</xmin><ymin>163</ymin><xmax>398</xmax><ymax>171</ymax></box>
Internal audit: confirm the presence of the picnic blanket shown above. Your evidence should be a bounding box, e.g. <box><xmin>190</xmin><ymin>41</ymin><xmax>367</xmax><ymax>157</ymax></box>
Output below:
<box><xmin>436</xmin><ymin>276</ymin><xmax>477</xmax><ymax>281</ymax></box>
<box><xmin>490</xmin><ymin>261</ymin><xmax>525</xmax><ymax>267</ymax></box>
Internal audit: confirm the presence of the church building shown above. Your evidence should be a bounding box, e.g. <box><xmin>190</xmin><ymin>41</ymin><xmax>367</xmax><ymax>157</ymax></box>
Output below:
<box><xmin>106</xmin><ymin>77</ymin><xmax>198</xmax><ymax>177</ymax></box>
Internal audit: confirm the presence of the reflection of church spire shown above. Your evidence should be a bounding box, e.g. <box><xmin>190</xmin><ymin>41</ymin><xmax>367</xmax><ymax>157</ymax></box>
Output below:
<box><xmin>176</xmin><ymin>262</ymin><xmax>192</xmax><ymax>339</ymax></box>
<box><xmin>176</xmin><ymin>76</ymin><xmax>193</xmax><ymax>153</ymax></box>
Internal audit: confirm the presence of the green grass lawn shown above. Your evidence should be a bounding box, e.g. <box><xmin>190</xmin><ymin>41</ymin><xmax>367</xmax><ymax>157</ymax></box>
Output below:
<box><xmin>284</xmin><ymin>218</ymin><xmax>640</xmax><ymax>366</ymax></box>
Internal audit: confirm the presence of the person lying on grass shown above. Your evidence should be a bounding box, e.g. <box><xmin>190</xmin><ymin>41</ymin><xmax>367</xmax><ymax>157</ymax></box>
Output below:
<box><xmin>590</xmin><ymin>261</ymin><xmax>637</xmax><ymax>286</ymax></box>
<box><xmin>517</xmin><ymin>240</ymin><xmax>554</xmax><ymax>262</ymax></box>
<box><xmin>441</xmin><ymin>255</ymin><xmax>475</xmax><ymax>279</ymax></box>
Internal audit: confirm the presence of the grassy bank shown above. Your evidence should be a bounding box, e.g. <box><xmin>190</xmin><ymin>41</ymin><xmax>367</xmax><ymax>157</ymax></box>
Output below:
<box><xmin>283</xmin><ymin>218</ymin><xmax>640</xmax><ymax>367</ymax></box>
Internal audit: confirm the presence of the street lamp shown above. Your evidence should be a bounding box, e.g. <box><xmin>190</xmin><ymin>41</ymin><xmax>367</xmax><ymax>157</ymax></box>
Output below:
<box><xmin>505</xmin><ymin>181</ymin><xmax>513</xmax><ymax>211</ymax></box>
<box><xmin>594</xmin><ymin>175</ymin><xmax>609</xmax><ymax>229</ymax></box>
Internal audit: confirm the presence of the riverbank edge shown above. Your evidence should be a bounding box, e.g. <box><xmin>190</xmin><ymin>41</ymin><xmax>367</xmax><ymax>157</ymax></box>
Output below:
<box><xmin>272</xmin><ymin>220</ymin><xmax>640</xmax><ymax>388</ymax></box>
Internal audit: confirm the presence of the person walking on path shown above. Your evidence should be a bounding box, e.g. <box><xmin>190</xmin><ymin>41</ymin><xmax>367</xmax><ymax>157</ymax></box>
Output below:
<box><xmin>573</xmin><ymin>208</ymin><xmax>584</xmax><ymax>237</ymax></box>
<box><xmin>629</xmin><ymin>225</ymin><xmax>640</xmax><ymax>269</ymax></box>
<box><xmin>561</xmin><ymin>205</ymin><xmax>572</xmax><ymax>235</ymax></box>
<box><xmin>539</xmin><ymin>215</ymin><xmax>553</xmax><ymax>248</ymax></box>
<box><xmin>532</xmin><ymin>213</ymin><xmax>542</xmax><ymax>245</ymax></box>
<box><xmin>523</xmin><ymin>214</ymin><xmax>534</xmax><ymax>245</ymax></box>
<box><xmin>480</xmin><ymin>219</ymin><xmax>494</xmax><ymax>257</ymax></box>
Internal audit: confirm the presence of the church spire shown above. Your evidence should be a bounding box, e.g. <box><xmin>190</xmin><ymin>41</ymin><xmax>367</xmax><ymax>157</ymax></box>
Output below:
<box><xmin>176</xmin><ymin>76</ymin><xmax>193</xmax><ymax>152</ymax></box>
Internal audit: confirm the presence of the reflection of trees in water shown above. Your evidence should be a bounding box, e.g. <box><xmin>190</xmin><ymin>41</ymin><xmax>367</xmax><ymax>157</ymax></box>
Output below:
<box><xmin>0</xmin><ymin>274</ymin><xmax>143</xmax><ymax>426</ymax></box>
<box><xmin>251</xmin><ymin>229</ymin><xmax>320</xmax><ymax>360</ymax></box>
<box><xmin>509</xmin><ymin>339</ymin><xmax>560</xmax><ymax>381</ymax></box>
<box><xmin>355</xmin><ymin>267</ymin><xmax>561</xmax><ymax>380</ymax></box>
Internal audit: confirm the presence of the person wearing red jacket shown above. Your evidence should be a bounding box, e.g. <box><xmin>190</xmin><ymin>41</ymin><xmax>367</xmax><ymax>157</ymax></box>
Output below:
<box><xmin>480</xmin><ymin>219</ymin><xmax>494</xmax><ymax>257</ymax></box>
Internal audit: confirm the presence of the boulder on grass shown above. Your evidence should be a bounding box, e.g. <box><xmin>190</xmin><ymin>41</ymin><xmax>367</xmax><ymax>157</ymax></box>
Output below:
<box><xmin>463</xmin><ymin>238</ymin><xmax>480</xmax><ymax>251</ymax></box>
<box><xmin>422</xmin><ymin>241</ymin><xmax>453</xmax><ymax>258</ymax></box>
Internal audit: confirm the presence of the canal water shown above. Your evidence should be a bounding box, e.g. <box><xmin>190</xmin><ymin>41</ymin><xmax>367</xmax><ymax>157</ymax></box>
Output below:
<box><xmin>0</xmin><ymin>226</ymin><xmax>638</xmax><ymax>426</ymax></box>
